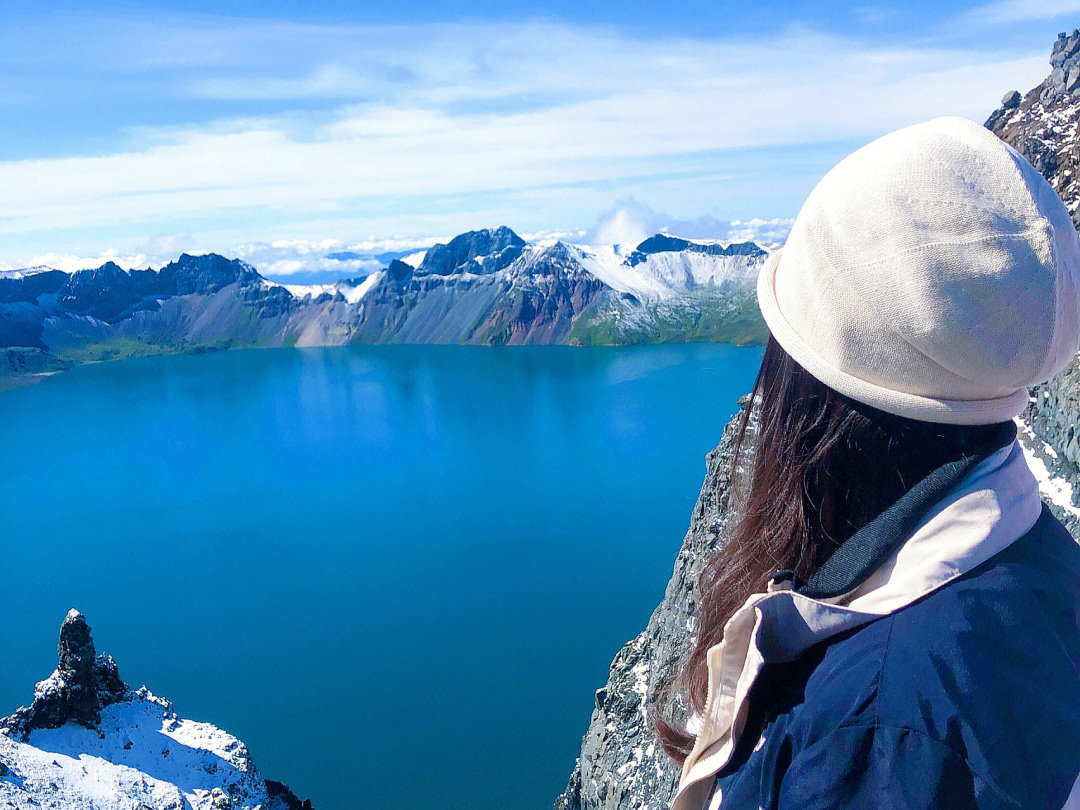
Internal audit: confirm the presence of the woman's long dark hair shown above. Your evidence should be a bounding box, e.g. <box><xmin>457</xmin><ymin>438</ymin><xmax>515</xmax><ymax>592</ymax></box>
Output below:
<box><xmin>652</xmin><ymin>336</ymin><xmax>1011</xmax><ymax>762</ymax></box>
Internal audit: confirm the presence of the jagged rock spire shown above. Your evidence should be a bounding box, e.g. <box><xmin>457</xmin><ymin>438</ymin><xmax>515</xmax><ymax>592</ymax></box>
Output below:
<box><xmin>57</xmin><ymin>609</ymin><xmax>95</xmax><ymax>685</ymax></box>
<box><xmin>0</xmin><ymin>609</ymin><xmax>127</xmax><ymax>740</ymax></box>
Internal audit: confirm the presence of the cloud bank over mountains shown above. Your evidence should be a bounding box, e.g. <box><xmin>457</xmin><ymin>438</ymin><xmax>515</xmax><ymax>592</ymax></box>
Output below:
<box><xmin>1</xmin><ymin>204</ymin><xmax>793</xmax><ymax>282</ymax></box>
<box><xmin>585</xmin><ymin>203</ymin><xmax>793</xmax><ymax>252</ymax></box>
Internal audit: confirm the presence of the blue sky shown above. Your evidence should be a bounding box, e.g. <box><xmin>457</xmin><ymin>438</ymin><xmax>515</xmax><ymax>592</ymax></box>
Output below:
<box><xmin>1</xmin><ymin>0</ymin><xmax>1078</xmax><ymax>275</ymax></box>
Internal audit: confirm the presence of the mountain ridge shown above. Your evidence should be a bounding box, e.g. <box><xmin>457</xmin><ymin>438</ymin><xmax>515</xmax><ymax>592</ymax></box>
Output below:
<box><xmin>0</xmin><ymin>228</ymin><xmax>769</xmax><ymax>382</ymax></box>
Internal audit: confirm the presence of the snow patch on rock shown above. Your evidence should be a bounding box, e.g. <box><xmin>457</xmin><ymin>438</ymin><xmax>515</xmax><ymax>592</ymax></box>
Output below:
<box><xmin>0</xmin><ymin>611</ymin><xmax>311</xmax><ymax>810</ymax></box>
<box><xmin>1018</xmin><ymin>418</ymin><xmax>1080</xmax><ymax>521</ymax></box>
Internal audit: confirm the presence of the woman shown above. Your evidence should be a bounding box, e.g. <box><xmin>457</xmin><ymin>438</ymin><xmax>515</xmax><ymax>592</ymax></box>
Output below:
<box><xmin>654</xmin><ymin>116</ymin><xmax>1080</xmax><ymax>809</ymax></box>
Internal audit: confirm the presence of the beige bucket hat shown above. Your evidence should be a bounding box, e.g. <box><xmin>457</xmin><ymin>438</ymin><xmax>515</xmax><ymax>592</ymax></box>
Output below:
<box><xmin>757</xmin><ymin>116</ymin><xmax>1080</xmax><ymax>424</ymax></box>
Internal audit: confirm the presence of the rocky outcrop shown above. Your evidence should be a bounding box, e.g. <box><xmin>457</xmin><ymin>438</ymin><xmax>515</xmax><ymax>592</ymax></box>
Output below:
<box><xmin>0</xmin><ymin>610</ymin><xmax>312</xmax><ymax>810</ymax></box>
<box><xmin>1</xmin><ymin>610</ymin><xmax>126</xmax><ymax>739</ymax></box>
<box><xmin>986</xmin><ymin>30</ymin><xmax>1080</xmax><ymax>531</ymax></box>
<box><xmin>1048</xmin><ymin>31</ymin><xmax>1080</xmax><ymax>99</ymax></box>
<box><xmin>986</xmin><ymin>32</ymin><xmax>1080</xmax><ymax>229</ymax></box>
<box><xmin>556</xmin><ymin>407</ymin><xmax>746</xmax><ymax>810</ymax></box>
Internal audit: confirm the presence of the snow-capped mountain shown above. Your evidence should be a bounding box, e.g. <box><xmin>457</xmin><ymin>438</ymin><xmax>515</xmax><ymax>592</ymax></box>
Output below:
<box><xmin>0</xmin><ymin>228</ymin><xmax>768</xmax><ymax>378</ymax></box>
<box><xmin>0</xmin><ymin>610</ymin><xmax>311</xmax><ymax>810</ymax></box>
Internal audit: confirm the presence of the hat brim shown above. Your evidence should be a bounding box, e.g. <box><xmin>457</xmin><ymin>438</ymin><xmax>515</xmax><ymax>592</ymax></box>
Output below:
<box><xmin>756</xmin><ymin>248</ymin><xmax>1030</xmax><ymax>425</ymax></box>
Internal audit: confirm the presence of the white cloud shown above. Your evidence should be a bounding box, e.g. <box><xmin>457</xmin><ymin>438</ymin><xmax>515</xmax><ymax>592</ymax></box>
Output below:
<box><xmin>20</xmin><ymin>250</ymin><xmax>155</xmax><ymax>274</ymax></box>
<box><xmin>232</xmin><ymin>237</ymin><xmax>435</xmax><ymax>279</ymax></box>
<box><xmin>585</xmin><ymin>202</ymin><xmax>793</xmax><ymax>247</ymax></box>
<box><xmin>0</xmin><ymin>15</ymin><xmax>1054</xmax><ymax>263</ymax></box>
<box><xmin>587</xmin><ymin>202</ymin><xmax>657</xmax><ymax>247</ymax></box>
<box><xmin>724</xmin><ymin>218</ymin><xmax>796</xmax><ymax>246</ymax></box>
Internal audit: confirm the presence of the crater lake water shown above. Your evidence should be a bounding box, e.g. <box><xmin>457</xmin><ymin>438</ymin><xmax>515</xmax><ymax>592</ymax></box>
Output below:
<box><xmin>0</xmin><ymin>343</ymin><xmax>763</xmax><ymax>809</ymax></box>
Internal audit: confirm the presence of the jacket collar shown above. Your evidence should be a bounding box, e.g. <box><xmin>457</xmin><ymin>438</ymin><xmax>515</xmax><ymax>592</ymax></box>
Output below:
<box><xmin>797</xmin><ymin>420</ymin><xmax>1017</xmax><ymax>599</ymax></box>
<box><xmin>671</xmin><ymin>434</ymin><xmax>1042</xmax><ymax>810</ymax></box>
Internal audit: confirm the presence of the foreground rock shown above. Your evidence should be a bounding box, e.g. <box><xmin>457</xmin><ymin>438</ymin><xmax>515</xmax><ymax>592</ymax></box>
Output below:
<box><xmin>0</xmin><ymin>610</ymin><xmax>312</xmax><ymax>810</ymax></box>
<box><xmin>987</xmin><ymin>29</ymin><xmax>1080</xmax><ymax>536</ymax></box>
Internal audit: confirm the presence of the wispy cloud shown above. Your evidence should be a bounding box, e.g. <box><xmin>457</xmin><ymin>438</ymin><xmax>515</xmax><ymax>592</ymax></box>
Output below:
<box><xmin>0</xmin><ymin>13</ymin><xmax>1053</xmax><ymax>264</ymax></box>
<box><xmin>958</xmin><ymin>0</ymin><xmax>1080</xmax><ymax>27</ymax></box>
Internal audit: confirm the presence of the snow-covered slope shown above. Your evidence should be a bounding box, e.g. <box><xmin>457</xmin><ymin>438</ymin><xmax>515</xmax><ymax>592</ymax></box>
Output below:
<box><xmin>573</xmin><ymin>237</ymin><xmax>764</xmax><ymax>300</ymax></box>
<box><xmin>0</xmin><ymin>266</ymin><xmax>57</xmax><ymax>280</ymax></box>
<box><xmin>0</xmin><ymin>610</ymin><xmax>311</xmax><ymax>810</ymax></box>
<box><xmin>281</xmin><ymin>269</ymin><xmax>385</xmax><ymax>305</ymax></box>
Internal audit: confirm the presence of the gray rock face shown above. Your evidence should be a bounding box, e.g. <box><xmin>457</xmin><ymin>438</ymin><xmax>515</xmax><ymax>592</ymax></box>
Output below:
<box><xmin>417</xmin><ymin>226</ymin><xmax>526</xmax><ymax>276</ymax></box>
<box><xmin>986</xmin><ymin>29</ymin><xmax>1080</xmax><ymax>534</ymax></box>
<box><xmin>1027</xmin><ymin>372</ymin><xmax>1080</xmax><ymax>537</ymax></box>
<box><xmin>1002</xmin><ymin>90</ymin><xmax>1021</xmax><ymax>109</ymax></box>
<box><xmin>987</xmin><ymin>34</ymin><xmax>1080</xmax><ymax>229</ymax></box>
<box><xmin>1048</xmin><ymin>30</ymin><xmax>1080</xmax><ymax>98</ymax></box>
<box><xmin>556</xmin><ymin>407</ymin><xmax>747</xmax><ymax>810</ymax></box>
<box><xmin>1030</xmin><ymin>368</ymin><xmax>1080</xmax><ymax>473</ymax></box>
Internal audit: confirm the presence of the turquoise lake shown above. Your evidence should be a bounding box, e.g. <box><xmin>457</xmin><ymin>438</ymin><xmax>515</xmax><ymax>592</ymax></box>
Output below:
<box><xmin>0</xmin><ymin>343</ymin><xmax>763</xmax><ymax>809</ymax></box>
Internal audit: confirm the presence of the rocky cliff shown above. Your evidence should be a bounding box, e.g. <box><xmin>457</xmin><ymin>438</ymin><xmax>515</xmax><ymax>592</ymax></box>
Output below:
<box><xmin>0</xmin><ymin>230</ymin><xmax>768</xmax><ymax>381</ymax></box>
<box><xmin>987</xmin><ymin>30</ymin><xmax>1080</xmax><ymax>230</ymax></box>
<box><xmin>558</xmin><ymin>30</ymin><xmax>1080</xmax><ymax>810</ymax></box>
<box><xmin>0</xmin><ymin>610</ymin><xmax>312</xmax><ymax>810</ymax></box>
<box><xmin>987</xmin><ymin>27</ymin><xmax>1080</xmax><ymax>536</ymax></box>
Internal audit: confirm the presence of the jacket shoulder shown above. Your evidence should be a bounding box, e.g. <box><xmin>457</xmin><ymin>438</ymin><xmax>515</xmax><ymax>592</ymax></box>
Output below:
<box><xmin>788</xmin><ymin>510</ymin><xmax>1080</xmax><ymax>731</ymax></box>
<box><xmin>785</xmin><ymin>509</ymin><xmax>1080</xmax><ymax>805</ymax></box>
<box><xmin>873</xmin><ymin>507</ymin><xmax>1080</xmax><ymax>804</ymax></box>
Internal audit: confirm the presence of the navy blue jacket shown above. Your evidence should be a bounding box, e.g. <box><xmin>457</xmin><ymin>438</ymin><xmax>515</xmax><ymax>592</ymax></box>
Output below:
<box><xmin>706</xmin><ymin>504</ymin><xmax>1080</xmax><ymax>808</ymax></box>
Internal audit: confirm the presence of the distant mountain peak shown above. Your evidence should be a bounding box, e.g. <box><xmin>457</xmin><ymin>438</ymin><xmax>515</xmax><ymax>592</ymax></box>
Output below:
<box><xmin>626</xmin><ymin>233</ymin><xmax>766</xmax><ymax>267</ymax></box>
<box><xmin>417</xmin><ymin>226</ymin><xmax>526</xmax><ymax>276</ymax></box>
<box><xmin>164</xmin><ymin>252</ymin><xmax>262</xmax><ymax>294</ymax></box>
